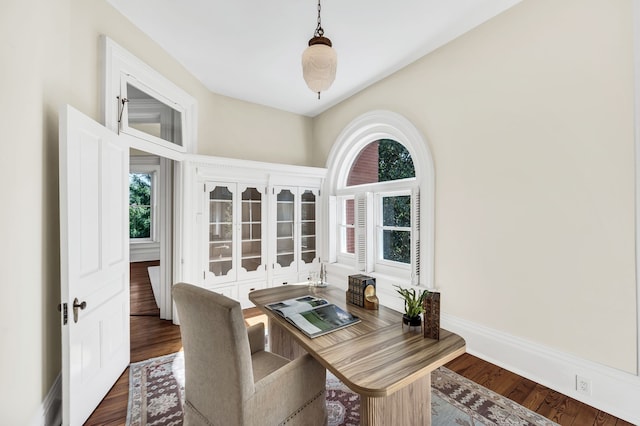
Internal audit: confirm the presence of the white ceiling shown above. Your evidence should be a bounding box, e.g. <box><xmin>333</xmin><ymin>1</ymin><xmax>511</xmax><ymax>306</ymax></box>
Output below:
<box><xmin>106</xmin><ymin>0</ymin><xmax>522</xmax><ymax>117</ymax></box>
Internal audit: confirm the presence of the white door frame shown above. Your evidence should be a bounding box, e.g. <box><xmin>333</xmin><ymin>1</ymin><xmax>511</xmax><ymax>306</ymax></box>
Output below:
<box><xmin>159</xmin><ymin>156</ymin><xmax>174</xmax><ymax>319</ymax></box>
<box><xmin>633</xmin><ymin>0</ymin><xmax>640</xmax><ymax>376</ymax></box>
<box><xmin>124</xmin><ymin>132</ymin><xmax>184</xmax><ymax>321</ymax></box>
<box><xmin>103</xmin><ymin>36</ymin><xmax>196</xmax><ymax>322</ymax></box>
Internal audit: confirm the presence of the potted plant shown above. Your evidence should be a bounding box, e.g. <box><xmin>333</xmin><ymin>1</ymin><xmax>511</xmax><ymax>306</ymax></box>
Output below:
<box><xmin>394</xmin><ymin>285</ymin><xmax>429</xmax><ymax>327</ymax></box>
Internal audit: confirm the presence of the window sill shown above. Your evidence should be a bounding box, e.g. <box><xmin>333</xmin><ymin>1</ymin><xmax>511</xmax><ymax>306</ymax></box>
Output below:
<box><xmin>130</xmin><ymin>240</ymin><xmax>159</xmax><ymax>245</ymax></box>
<box><xmin>325</xmin><ymin>262</ymin><xmax>430</xmax><ymax>314</ymax></box>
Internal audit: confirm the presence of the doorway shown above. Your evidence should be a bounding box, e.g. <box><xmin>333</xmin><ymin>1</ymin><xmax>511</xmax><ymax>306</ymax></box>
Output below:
<box><xmin>128</xmin><ymin>152</ymin><xmax>176</xmax><ymax>325</ymax></box>
<box><xmin>129</xmin><ymin>152</ymin><xmax>162</xmax><ymax>319</ymax></box>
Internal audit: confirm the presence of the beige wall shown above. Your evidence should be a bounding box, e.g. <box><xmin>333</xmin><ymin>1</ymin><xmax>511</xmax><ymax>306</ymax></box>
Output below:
<box><xmin>2</xmin><ymin>0</ymin><xmax>637</xmax><ymax>422</ymax></box>
<box><xmin>0</xmin><ymin>0</ymin><xmax>312</xmax><ymax>423</ymax></box>
<box><xmin>0</xmin><ymin>0</ymin><xmax>70</xmax><ymax>422</ymax></box>
<box><xmin>68</xmin><ymin>0</ymin><xmax>313</xmax><ymax>166</ymax></box>
<box><xmin>314</xmin><ymin>0</ymin><xmax>637</xmax><ymax>373</ymax></box>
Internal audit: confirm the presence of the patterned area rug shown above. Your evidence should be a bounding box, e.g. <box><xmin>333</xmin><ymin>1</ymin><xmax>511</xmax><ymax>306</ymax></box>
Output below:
<box><xmin>126</xmin><ymin>352</ymin><xmax>558</xmax><ymax>426</ymax></box>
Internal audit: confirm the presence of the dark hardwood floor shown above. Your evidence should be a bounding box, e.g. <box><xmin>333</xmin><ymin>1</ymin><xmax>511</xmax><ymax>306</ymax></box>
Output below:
<box><xmin>85</xmin><ymin>263</ymin><xmax>632</xmax><ymax>425</ymax></box>
<box><xmin>130</xmin><ymin>260</ymin><xmax>160</xmax><ymax>316</ymax></box>
<box><xmin>445</xmin><ymin>354</ymin><xmax>632</xmax><ymax>425</ymax></box>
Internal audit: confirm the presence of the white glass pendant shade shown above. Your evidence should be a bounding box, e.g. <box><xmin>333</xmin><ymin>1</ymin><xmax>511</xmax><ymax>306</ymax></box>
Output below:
<box><xmin>302</xmin><ymin>38</ymin><xmax>337</xmax><ymax>94</ymax></box>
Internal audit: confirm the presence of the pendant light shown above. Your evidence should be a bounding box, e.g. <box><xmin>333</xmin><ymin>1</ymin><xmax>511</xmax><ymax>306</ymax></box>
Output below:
<box><xmin>301</xmin><ymin>0</ymin><xmax>337</xmax><ymax>99</ymax></box>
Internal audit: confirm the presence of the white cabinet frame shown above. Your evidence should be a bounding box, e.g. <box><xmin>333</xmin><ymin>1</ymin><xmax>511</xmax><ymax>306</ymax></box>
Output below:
<box><xmin>184</xmin><ymin>155</ymin><xmax>326</xmax><ymax>308</ymax></box>
<box><xmin>271</xmin><ymin>186</ymin><xmax>321</xmax><ymax>276</ymax></box>
<box><xmin>203</xmin><ymin>181</ymin><xmax>268</xmax><ymax>286</ymax></box>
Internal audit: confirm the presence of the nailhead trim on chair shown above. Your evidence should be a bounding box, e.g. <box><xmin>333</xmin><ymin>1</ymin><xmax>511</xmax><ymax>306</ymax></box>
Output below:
<box><xmin>187</xmin><ymin>388</ymin><xmax>324</xmax><ymax>426</ymax></box>
<box><xmin>185</xmin><ymin>400</ymin><xmax>215</xmax><ymax>426</ymax></box>
<box><xmin>279</xmin><ymin>390</ymin><xmax>325</xmax><ymax>425</ymax></box>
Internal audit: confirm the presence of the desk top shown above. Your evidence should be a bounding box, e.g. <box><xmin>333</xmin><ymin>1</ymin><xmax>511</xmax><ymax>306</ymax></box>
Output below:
<box><xmin>249</xmin><ymin>284</ymin><xmax>466</xmax><ymax>397</ymax></box>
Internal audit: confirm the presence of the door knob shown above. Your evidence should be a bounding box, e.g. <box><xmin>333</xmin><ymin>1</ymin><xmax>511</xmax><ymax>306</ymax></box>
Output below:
<box><xmin>72</xmin><ymin>297</ymin><xmax>87</xmax><ymax>323</ymax></box>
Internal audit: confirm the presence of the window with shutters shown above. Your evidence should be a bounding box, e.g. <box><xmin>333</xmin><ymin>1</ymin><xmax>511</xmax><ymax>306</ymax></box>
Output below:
<box><xmin>338</xmin><ymin>196</ymin><xmax>355</xmax><ymax>255</ymax></box>
<box><xmin>336</xmin><ymin>140</ymin><xmax>418</xmax><ymax>278</ymax></box>
<box><xmin>326</xmin><ymin>111</ymin><xmax>434</xmax><ymax>288</ymax></box>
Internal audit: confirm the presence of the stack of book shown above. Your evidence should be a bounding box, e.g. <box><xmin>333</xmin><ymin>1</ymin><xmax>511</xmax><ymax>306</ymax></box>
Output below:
<box><xmin>347</xmin><ymin>274</ymin><xmax>375</xmax><ymax>307</ymax></box>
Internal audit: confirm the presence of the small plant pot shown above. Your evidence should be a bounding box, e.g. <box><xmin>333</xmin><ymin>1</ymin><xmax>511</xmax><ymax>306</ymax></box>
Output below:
<box><xmin>402</xmin><ymin>314</ymin><xmax>422</xmax><ymax>327</ymax></box>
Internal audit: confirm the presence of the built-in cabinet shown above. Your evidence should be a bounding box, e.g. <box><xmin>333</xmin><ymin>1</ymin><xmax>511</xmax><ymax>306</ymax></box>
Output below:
<box><xmin>187</xmin><ymin>157</ymin><xmax>326</xmax><ymax>309</ymax></box>
<box><xmin>204</xmin><ymin>182</ymin><xmax>266</xmax><ymax>285</ymax></box>
<box><xmin>272</xmin><ymin>186</ymin><xmax>320</xmax><ymax>276</ymax></box>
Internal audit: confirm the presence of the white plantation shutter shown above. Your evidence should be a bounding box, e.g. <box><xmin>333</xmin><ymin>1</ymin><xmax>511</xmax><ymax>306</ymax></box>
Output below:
<box><xmin>411</xmin><ymin>189</ymin><xmax>420</xmax><ymax>285</ymax></box>
<box><xmin>328</xmin><ymin>195</ymin><xmax>337</xmax><ymax>263</ymax></box>
<box><xmin>354</xmin><ymin>192</ymin><xmax>373</xmax><ymax>272</ymax></box>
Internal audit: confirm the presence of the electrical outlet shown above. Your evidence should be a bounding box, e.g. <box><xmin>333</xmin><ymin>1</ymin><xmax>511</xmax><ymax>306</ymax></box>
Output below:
<box><xmin>576</xmin><ymin>375</ymin><xmax>591</xmax><ymax>396</ymax></box>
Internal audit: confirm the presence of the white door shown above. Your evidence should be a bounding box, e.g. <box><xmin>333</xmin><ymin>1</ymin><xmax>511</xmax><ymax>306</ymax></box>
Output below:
<box><xmin>59</xmin><ymin>105</ymin><xmax>130</xmax><ymax>425</ymax></box>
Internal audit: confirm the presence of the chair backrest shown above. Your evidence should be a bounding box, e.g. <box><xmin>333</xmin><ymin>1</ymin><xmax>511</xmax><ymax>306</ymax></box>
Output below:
<box><xmin>173</xmin><ymin>283</ymin><xmax>255</xmax><ymax>424</ymax></box>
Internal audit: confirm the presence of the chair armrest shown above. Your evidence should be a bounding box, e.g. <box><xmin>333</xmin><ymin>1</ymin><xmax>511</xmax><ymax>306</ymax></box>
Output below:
<box><xmin>247</xmin><ymin>354</ymin><xmax>326</xmax><ymax>425</ymax></box>
<box><xmin>247</xmin><ymin>323</ymin><xmax>265</xmax><ymax>354</ymax></box>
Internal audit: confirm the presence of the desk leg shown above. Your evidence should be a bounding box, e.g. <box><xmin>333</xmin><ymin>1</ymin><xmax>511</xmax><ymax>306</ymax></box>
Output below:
<box><xmin>268</xmin><ymin>320</ymin><xmax>308</xmax><ymax>360</ymax></box>
<box><xmin>360</xmin><ymin>375</ymin><xmax>431</xmax><ymax>426</ymax></box>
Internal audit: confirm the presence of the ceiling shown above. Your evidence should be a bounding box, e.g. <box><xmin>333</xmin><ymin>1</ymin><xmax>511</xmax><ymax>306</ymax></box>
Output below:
<box><xmin>106</xmin><ymin>0</ymin><xmax>522</xmax><ymax>117</ymax></box>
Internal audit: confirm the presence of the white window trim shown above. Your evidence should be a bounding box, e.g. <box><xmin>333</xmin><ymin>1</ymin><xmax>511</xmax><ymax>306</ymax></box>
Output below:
<box><xmin>375</xmin><ymin>190</ymin><xmax>413</xmax><ymax>272</ymax></box>
<box><xmin>337</xmin><ymin>195</ymin><xmax>355</xmax><ymax>261</ymax></box>
<box><xmin>102</xmin><ymin>36</ymin><xmax>197</xmax><ymax>160</ymax></box>
<box><xmin>129</xmin><ymin>162</ymin><xmax>160</xmax><ymax>243</ymax></box>
<box><xmin>325</xmin><ymin>110</ymin><xmax>435</xmax><ymax>289</ymax></box>
<box><xmin>633</xmin><ymin>0</ymin><xmax>640</xmax><ymax>376</ymax></box>
<box><xmin>120</xmin><ymin>75</ymin><xmax>187</xmax><ymax>153</ymax></box>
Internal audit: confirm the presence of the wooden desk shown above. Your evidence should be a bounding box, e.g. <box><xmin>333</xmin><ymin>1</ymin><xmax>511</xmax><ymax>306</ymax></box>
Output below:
<box><xmin>249</xmin><ymin>284</ymin><xmax>466</xmax><ymax>426</ymax></box>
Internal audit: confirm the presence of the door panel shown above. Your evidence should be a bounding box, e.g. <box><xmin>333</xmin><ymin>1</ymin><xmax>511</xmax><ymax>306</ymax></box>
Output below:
<box><xmin>77</xmin><ymin>133</ymin><xmax>101</xmax><ymax>276</ymax></box>
<box><xmin>60</xmin><ymin>105</ymin><xmax>130</xmax><ymax>425</ymax></box>
<box><xmin>105</xmin><ymin>141</ymin><xmax>128</xmax><ymax>266</ymax></box>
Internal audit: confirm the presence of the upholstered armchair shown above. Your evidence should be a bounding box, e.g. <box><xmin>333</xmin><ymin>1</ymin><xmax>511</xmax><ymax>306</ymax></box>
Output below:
<box><xmin>172</xmin><ymin>283</ymin><xmax>327</xmax><ymax>426</ymax></box>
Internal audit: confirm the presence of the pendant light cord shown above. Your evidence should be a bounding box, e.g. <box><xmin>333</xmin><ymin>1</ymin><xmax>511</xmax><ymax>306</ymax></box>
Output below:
<box><xmin>314</xmin><ymin>0</ymin><xmax>324</xmax><ymax>38</ymax></box>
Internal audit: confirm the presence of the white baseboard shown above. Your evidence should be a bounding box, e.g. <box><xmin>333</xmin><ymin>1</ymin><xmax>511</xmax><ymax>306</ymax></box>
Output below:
<box><xmin>442</xmin><ymin>313</ymin><xmax>640</xmax><ymax>425</ymax></box>
<box><xmin>130</xmin><ymin>242</ymin><xmax>160</xmax><ymax>262</ymax></box>
<box><xmin>33</xmin><ymin>313</ymin><xmax>640</xmax><ymax>425</ymax></box>
<box><xmin>31</xmin><ymin>373</ymin><xmax>62</xmax><ymax>426</ymax></box>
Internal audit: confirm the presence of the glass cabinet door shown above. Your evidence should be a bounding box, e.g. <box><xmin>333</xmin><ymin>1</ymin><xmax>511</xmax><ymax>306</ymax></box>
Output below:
<box><xmin>300</xmin><ymin>190</ymin><xmax>317</xmax><ymax>264</ymax></box>
<box><xmin>275</xmin><ymin>189</ymin><xmax>295</xmax><ymax>268</ymax></box>
<box><xmin>208</xmin><ymin>185</ymin><xmax>234</xmax><ymax>278</ymax></box>
<box><xmin>272</xmin><ymin>186</ymin><xmax>320</xmax><ymax>275</ymax></box>
<box><xmin>240</xmin><ymin>187</ymin><xmax>263</xmax><ymax>273</ymax></box>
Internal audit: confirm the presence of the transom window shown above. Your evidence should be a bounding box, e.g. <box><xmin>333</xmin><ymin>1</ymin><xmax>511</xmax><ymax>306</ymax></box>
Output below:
<box><xmin>123</xmin><ymin>81</ymin><xmax>184</xmax><ymax>149</ymax></box>
<box><xmin>103</xmin><ymin>36</ymin><xmax>197</xmax><ymax>160</ymax></box>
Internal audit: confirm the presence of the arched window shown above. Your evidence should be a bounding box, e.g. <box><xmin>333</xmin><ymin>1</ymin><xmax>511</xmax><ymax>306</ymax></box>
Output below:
<box><xmin>347</xmin><ymin>139</ymin><xmax>415</xmax><ymax>185</ymax></box>
<box><xmin>325</xmin><ymin>111</ymin><xmax>434</xmax><ymax>288</ymax></box>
